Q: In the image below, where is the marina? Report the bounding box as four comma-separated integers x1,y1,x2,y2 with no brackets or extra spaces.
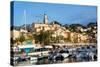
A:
11,44,97,66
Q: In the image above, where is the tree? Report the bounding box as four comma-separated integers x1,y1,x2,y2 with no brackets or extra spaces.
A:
69,24,85,33
26,32,33,40
33,30,53,46
63,24,69,29
87,22,97,43
19,33,25,44
87,22,97,28
50,21,62,26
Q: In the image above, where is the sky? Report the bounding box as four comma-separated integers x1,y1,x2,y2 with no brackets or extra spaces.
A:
11,1,97,26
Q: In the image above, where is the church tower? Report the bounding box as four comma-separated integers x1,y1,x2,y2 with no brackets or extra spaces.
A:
44,14,48,24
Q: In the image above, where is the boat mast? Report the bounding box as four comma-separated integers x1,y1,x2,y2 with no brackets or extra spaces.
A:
24,10,26,30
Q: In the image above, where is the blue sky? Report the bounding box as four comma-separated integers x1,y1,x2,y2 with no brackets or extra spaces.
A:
12,1,97,26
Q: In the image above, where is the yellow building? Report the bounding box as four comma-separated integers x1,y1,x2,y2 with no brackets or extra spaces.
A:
32,14,89,43
11,29,20,40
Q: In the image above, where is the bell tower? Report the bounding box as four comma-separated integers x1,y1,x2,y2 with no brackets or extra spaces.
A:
44,14,48,24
